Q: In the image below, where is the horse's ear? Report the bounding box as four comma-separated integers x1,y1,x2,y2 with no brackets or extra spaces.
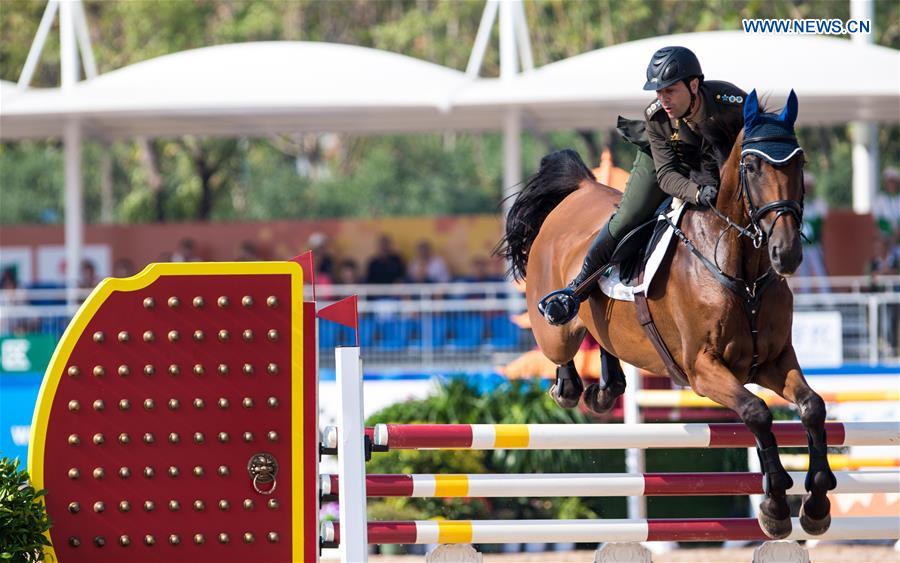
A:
779,89,799,127
743,89,760,128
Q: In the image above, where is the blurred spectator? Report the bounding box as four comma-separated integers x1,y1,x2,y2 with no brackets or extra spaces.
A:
407,240,451,283
868,233,900,276
868,233,900,356
308,232,335,281
462,256,505,283
334,259,361,285
365,235,406,284
237,240,263,261
79,259,98,289
113,258,136,278
172,238,201,262
1,267,23,303
0,267,28,335
796,172,829,293
874,166,900,247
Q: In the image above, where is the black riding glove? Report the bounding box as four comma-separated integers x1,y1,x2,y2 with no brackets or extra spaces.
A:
698,185,719,208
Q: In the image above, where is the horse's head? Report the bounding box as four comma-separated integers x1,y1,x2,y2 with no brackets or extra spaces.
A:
740,89,805,276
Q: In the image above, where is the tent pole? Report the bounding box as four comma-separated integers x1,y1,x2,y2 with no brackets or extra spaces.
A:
850,0,877,214
466,0,499,77
64,120,84,301
17,0,59,89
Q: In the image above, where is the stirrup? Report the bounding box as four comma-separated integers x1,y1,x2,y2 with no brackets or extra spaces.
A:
538,287,579,326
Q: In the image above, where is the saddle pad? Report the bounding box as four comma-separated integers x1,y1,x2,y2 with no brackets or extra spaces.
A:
599,199,687,302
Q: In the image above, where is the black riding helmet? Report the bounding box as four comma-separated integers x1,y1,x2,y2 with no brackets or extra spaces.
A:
643,46,703,91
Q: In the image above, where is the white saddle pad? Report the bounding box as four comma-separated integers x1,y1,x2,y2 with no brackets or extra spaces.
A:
599,199,687,302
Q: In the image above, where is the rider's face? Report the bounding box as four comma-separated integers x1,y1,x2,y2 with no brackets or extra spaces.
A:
656,79,698,118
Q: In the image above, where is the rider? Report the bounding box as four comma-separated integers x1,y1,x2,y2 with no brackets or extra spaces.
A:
540,46,747,325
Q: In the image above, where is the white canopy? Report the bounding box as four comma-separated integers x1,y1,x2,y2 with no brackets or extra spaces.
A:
0,41,472,139
453,31,900,129
2,31,897,140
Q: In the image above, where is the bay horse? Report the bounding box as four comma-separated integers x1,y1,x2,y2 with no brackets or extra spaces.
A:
495,90,836,539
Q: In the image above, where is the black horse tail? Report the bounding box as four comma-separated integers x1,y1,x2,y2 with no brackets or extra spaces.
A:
493,149,594,281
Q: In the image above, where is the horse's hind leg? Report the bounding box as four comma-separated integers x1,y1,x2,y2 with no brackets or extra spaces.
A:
583,348,627,415
550,360,584,409
756,353,837,535
532,322,586,409
693,355,793,539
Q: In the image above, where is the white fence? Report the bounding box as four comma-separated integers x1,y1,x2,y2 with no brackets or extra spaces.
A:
2,276,898,370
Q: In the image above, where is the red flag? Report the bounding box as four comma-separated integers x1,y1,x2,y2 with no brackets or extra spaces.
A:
318,295,359,347
291,251,316,301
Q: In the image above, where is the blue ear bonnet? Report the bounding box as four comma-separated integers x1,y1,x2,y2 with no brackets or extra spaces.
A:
741,89,802,164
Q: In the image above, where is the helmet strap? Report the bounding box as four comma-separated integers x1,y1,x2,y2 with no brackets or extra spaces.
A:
677,78,698,120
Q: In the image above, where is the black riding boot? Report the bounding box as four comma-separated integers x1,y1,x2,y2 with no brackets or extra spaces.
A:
538,220,619,325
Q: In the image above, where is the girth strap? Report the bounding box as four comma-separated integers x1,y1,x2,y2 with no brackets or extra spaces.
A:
634,271,690,387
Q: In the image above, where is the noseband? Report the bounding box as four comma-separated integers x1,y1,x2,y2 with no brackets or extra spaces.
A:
738,134,804,248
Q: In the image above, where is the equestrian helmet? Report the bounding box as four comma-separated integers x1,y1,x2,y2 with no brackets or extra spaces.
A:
643,46,703,91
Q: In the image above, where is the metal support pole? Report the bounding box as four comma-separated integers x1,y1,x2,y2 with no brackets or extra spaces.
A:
850,0,877,214
502,108,522,221
17,0,58,88
498,0,518,79
100,144,114,224
63,120,83,299
59,0,79,86
465,0,498,77
336,347,368,563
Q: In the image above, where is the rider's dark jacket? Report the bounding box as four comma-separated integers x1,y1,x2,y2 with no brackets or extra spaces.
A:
644,80,746,204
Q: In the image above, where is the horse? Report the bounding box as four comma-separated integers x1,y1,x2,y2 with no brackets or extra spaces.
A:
495,90,836,540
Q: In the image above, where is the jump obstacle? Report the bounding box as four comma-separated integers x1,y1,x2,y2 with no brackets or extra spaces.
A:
25,261,900,563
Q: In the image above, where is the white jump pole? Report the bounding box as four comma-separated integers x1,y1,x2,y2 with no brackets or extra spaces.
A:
336,346,368,563
623,363,645,519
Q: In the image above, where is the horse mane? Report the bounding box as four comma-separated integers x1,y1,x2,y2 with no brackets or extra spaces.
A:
494,149,595,280
695,99,770,168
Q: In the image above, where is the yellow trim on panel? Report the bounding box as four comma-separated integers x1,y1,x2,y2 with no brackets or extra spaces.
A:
493,424,530,448
289,269,306,562
434,474,470,497
437,521,473,544
25,261,304,558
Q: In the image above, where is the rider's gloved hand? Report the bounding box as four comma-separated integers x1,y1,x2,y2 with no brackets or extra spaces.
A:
698,185,719,208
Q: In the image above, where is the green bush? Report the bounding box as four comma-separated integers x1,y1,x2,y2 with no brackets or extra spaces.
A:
0,458,51,563
365,378,623,523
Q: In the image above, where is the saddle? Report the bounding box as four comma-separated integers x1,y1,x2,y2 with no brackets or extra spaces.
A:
598,197,686,301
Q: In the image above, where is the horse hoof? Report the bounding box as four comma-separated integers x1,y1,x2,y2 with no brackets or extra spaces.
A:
583,383,619,415
757,510,792,540
799,497,832,535
549,383,580,409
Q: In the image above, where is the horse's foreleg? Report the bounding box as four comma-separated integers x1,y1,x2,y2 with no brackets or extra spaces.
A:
756,352,836,536
693,354,793,540
583,347,626,415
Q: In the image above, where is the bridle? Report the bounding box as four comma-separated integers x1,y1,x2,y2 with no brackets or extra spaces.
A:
738,133,805,249
706,133,805,257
